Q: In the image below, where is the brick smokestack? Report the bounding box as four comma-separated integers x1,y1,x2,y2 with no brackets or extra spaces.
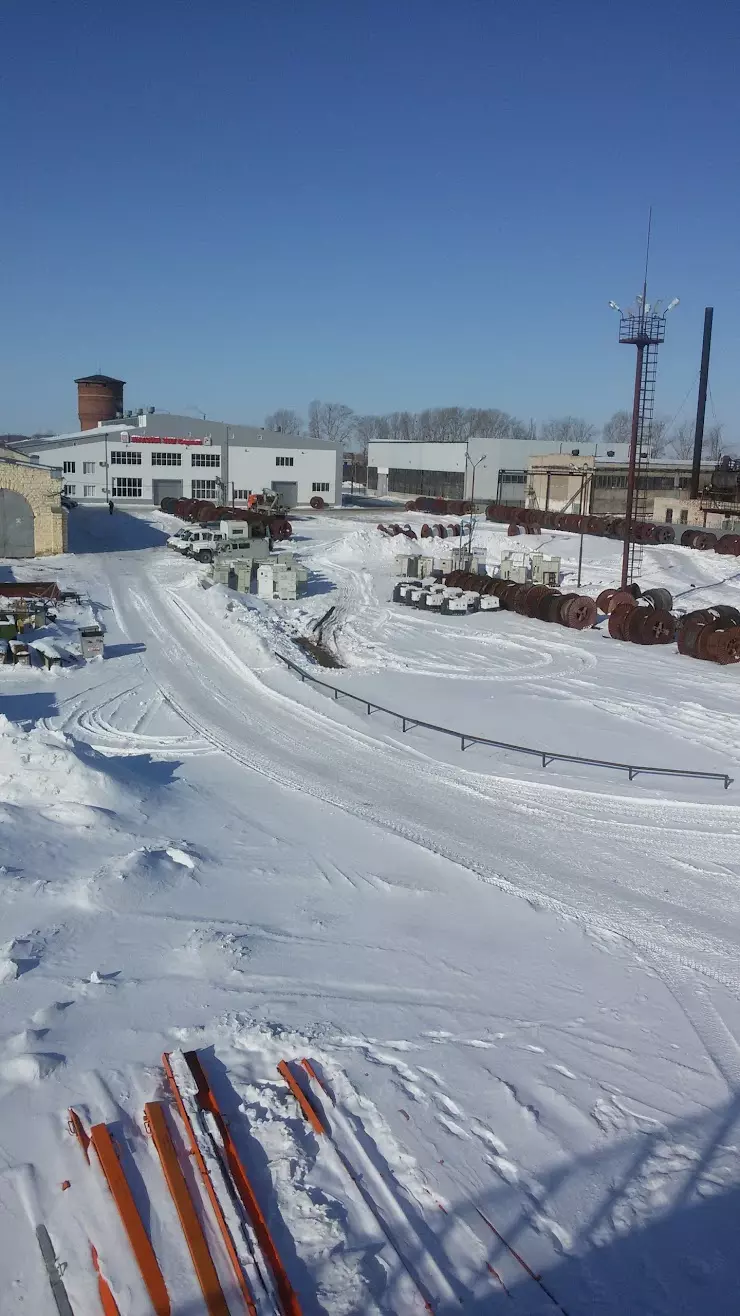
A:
75,374,125,431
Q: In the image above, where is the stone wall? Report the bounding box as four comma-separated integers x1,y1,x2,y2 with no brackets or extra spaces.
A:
0,456,66,555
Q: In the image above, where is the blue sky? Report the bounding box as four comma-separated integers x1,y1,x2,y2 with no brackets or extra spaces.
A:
1,0,738,436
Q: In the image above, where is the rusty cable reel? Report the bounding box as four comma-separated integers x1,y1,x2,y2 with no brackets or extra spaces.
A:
605,589,637,614
498,582,521,610
535,590,561,621
625,606,651,643
608,602,635,640
642,609,677,644
641,587,673,611
524,584,551,617
717,627,740,664
596,588,617,613
564,595,597,630
555,592,579,625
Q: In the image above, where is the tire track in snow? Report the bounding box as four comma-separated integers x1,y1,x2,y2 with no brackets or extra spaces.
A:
104,571,740,1017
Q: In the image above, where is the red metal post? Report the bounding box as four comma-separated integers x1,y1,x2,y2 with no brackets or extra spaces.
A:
620,343,645,590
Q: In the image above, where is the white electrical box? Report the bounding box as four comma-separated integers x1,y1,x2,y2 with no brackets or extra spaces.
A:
530,553,561,586
257,565,274,598
395,554,420,576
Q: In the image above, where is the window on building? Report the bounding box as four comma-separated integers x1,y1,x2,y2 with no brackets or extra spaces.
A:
83,461,95,474
276,455,294,467
191,479,219,499
233,489,250,500
152,451,182,466
112,477,143,498
386,467,465,499
665,507,673,523
63,484,76,496
63,460,75,474
83,485,95,498
111,449,142,465
680,508,689,525
191,452,220,467
312,482,330,492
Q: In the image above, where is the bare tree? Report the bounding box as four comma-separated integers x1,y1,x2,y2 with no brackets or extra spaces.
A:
540,416,597,449
705,423,723,462
602,410,631,447
667,420,695,459
308,400,356,450
352,414,382,456
647,415,670,457
265,409,303,435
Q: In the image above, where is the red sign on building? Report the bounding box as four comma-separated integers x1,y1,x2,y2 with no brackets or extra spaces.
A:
128,435,206,446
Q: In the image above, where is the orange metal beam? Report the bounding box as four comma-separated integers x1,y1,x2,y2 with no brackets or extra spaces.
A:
161,1052,259,1316
89,1122,171,1316
144,1101,230,1316
183,1050,303,1316
277,1062,325,1136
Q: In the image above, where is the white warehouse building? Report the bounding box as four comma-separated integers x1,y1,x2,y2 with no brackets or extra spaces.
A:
19,382,342,511
367,436,629,505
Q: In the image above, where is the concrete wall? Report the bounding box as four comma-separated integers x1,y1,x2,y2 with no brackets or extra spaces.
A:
367,438,631,502
0,453,66,555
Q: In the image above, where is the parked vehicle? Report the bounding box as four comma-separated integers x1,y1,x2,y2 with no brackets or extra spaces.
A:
187,532,257,564
61,495,78,510
167,527,224,554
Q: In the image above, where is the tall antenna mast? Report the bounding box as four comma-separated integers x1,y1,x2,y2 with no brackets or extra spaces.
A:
608,212,678,589
642,206,652,307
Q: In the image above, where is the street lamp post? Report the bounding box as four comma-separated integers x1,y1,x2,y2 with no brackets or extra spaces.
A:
466,453,486,555
573,463,591,589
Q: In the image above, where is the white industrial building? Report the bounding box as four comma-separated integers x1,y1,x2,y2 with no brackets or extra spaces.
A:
19,410,342,511
367,437,630,505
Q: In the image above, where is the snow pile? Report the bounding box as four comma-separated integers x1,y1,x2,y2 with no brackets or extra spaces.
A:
194,581,299,669
0,715,127,810
78,844,200,912
319,524,414,567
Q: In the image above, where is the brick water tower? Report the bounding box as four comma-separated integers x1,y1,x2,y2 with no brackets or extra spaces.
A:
75,374,125,431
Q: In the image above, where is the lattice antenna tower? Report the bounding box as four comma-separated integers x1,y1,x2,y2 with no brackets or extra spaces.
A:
609,210,678,587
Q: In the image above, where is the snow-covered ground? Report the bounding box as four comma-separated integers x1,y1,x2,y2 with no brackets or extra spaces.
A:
2,506,740,1314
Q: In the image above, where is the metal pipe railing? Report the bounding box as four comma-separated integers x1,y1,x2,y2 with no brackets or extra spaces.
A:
275,652,733,789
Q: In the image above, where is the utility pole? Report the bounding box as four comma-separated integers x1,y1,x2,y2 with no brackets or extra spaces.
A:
574,464,591,589
466,452,486,554
690,307,714,500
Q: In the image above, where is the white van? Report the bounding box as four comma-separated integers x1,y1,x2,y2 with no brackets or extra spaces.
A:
168,527,224,554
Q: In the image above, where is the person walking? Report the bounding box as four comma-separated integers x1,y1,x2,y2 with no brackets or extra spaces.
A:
108,499,114,515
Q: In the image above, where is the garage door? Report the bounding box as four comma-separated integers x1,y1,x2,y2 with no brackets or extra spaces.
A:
271,481,299,509
152,478,184,505
0,489,34,558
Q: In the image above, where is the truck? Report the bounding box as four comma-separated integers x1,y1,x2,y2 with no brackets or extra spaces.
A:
186,523,270,564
